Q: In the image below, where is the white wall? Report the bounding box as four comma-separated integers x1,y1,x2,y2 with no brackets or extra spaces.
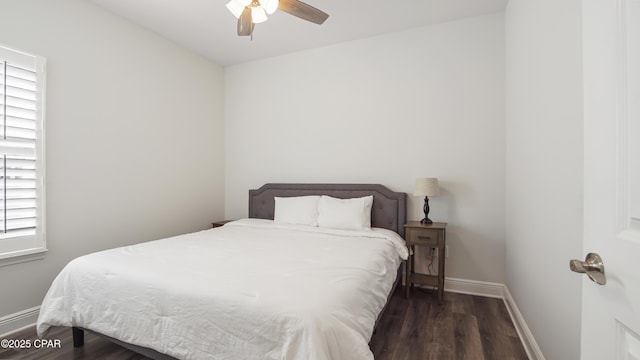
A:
0,0,225,325
505,0,583,359
225,14,506,283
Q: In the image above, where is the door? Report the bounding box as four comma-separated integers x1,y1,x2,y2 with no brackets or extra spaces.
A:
580,0,640,358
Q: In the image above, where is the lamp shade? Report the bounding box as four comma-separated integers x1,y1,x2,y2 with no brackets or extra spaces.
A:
414,178,440,197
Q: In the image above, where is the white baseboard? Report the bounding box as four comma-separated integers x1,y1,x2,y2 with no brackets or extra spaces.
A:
0,306,39,338
502,286,545,360
444,276,505,298
443,277,543,360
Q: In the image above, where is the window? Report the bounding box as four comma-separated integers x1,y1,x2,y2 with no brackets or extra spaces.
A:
0,45,46,266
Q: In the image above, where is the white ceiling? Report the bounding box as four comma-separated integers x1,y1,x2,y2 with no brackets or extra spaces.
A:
89,0,508,66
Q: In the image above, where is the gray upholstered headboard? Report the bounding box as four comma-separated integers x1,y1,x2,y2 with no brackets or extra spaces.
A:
248,183,407,237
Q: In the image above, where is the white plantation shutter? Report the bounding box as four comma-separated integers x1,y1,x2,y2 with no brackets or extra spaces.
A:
0,45,46,264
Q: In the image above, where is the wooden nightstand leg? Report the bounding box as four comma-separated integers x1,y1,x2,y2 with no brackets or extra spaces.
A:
405,246,412,298
410,246,415,289
405,256,409,298
438,245,445,303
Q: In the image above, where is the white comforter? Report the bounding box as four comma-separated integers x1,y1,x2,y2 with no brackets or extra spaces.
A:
37,219,408,360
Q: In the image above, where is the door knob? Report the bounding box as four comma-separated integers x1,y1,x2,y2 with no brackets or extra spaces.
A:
569,252,606,285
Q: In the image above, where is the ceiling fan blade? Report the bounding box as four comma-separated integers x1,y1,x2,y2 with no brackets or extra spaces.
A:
278,0,329,25
237,7,254,36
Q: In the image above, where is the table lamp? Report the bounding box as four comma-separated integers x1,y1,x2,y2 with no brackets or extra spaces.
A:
414,178,440,224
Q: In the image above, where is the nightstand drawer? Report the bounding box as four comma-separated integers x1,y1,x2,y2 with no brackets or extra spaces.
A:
407,228,440,246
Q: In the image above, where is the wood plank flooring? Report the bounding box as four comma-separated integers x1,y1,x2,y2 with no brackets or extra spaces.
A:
0,288,528,360
370,287,528,360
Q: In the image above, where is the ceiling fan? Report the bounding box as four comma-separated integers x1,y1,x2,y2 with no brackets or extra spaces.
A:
226,0,329,37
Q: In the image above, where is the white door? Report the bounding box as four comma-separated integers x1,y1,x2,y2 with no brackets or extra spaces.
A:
580,0,640,358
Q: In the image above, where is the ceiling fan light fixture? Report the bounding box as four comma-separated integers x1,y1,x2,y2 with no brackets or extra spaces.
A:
231,0,329,37
251,6,268,23
225,0,245,18
262,0,279,14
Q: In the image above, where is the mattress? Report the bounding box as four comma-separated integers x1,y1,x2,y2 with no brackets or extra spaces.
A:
36,219,408,360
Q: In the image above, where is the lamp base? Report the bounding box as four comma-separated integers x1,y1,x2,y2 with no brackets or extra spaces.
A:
421,196,433,225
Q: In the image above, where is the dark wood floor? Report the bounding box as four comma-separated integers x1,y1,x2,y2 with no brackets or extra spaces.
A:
0,288,528,360
370,287,528,360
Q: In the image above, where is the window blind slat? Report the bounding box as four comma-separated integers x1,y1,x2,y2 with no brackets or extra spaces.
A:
3,116,37,128
1,188,36,199
2,179,36,189
5,168,36,180
5,117,36,130
2,218,36,230
0,198,36,209
1,208,36,219
5,97,36,112
4,106,36,121
4,76,36,93
6,128,36,140
0,140,36,157
6,64,36,81
0,228,35,239
4,157,35,169
4,85,36,102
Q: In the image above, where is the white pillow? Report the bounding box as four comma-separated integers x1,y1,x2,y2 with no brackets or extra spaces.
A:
274,196,320,226
317,195,373,231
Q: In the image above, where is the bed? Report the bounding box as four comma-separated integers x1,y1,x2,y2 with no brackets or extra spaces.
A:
36,183,407,360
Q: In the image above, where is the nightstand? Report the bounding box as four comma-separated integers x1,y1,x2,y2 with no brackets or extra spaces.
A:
211,220,233,228
405,221,447,302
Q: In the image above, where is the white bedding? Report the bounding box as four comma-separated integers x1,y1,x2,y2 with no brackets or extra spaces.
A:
37,219,408,360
